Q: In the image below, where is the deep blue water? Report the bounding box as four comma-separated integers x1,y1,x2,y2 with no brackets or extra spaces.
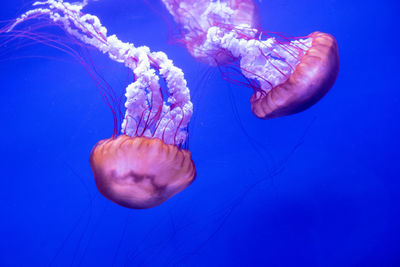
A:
0,0,399,266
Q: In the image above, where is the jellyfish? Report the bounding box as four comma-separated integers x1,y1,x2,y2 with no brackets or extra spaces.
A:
160,0,339,119
5,0,196,209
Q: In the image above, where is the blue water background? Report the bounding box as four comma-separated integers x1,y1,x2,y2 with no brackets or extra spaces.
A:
0,0,399,266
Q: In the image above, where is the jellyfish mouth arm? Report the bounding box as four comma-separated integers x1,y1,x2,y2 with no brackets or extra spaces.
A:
160,0,259,64
10,0,193,145
122,50,193,145
161,0,258,34
197,25,312,85
162,0,235,35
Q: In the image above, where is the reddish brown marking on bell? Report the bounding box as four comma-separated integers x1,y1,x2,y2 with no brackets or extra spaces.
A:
250,32,339,119
89,135,196,209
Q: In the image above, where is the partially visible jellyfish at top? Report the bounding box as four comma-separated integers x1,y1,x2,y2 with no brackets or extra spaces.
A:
3,0,196,209
160,0,339,119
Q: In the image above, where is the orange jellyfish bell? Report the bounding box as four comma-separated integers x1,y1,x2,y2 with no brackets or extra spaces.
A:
250,32,339,119
90,135,196,209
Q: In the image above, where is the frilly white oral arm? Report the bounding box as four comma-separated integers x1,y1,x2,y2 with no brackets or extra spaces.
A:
11,0,193,145
200,26,313,92
161,0,312,93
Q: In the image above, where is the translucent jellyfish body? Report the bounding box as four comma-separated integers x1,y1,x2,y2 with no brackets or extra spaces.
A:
161,0,339,119
162,0,260,65
5,0,196,209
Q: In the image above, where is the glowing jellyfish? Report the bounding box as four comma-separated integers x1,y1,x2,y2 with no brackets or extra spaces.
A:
7,0,196,209
161,0,339,119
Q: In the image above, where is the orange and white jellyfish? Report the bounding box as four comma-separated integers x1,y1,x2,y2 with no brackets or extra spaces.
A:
8,0,196,209
161,0,339,119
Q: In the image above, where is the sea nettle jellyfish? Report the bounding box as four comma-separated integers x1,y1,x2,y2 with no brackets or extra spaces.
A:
4,0,196,209
161,0,339,119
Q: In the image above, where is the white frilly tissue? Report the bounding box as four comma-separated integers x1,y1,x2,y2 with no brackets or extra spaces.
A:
10,0,193,145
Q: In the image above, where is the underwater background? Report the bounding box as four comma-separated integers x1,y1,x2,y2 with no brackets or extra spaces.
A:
0,0,399,266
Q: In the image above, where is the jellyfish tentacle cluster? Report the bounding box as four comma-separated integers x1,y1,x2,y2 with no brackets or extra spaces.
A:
10,0,193,145
161,0,339,119
161,0,259,65
8,0,195,209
